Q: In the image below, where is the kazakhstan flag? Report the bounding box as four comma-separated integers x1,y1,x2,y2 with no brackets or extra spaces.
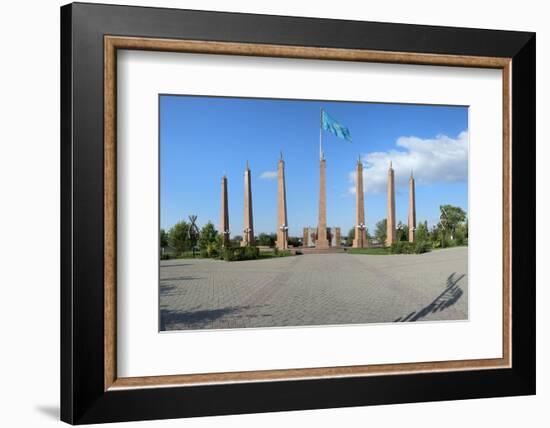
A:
321,109,352,142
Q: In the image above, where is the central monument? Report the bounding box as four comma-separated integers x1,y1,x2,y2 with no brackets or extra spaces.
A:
241,162,255,246
353,157,368,248
316,152,330,249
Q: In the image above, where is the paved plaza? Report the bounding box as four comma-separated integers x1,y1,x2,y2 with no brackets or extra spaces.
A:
160,247,468,331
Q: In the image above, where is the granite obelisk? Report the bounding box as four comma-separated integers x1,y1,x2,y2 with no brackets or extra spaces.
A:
241,161,255,246
408,171,416,243
220,175,230,248
276,152,288,250
386,162,396,246
316,153,329,249
353,157,367,248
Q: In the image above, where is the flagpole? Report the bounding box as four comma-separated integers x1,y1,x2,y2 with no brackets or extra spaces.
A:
319,108,323,160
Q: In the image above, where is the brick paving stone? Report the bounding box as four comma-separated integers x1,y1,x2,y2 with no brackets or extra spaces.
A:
160,247,468,331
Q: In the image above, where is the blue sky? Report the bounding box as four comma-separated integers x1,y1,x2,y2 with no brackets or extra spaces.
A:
160,95,468,237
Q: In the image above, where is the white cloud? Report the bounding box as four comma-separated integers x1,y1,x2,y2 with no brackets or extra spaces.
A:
259,170,278,180
349,131,468,195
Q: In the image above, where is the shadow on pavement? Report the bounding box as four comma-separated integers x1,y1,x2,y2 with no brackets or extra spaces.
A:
394,272,465,322
160,304,268,330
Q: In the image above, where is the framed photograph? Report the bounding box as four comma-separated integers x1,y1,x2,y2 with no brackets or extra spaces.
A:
61,2,535,424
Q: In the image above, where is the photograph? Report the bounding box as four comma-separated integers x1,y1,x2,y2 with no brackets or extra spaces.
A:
159,95,469,331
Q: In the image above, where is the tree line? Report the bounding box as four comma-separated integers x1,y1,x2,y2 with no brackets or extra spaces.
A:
162,204,467,258
345,204,468,248
160,219,301,259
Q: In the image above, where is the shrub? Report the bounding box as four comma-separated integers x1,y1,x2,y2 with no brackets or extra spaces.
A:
220,246,259,261
441,237,455,248
390,241,428,254
454,234,465,246
243,246,260,259
221,248,235,261
206,242,219,258
413,241,430,254
390,241,407,254
276,250,292,257
268,248,292,257
160,253,173,260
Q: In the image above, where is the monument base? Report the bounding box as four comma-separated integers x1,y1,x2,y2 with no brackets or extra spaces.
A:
316,226,329,249
353,229,368,248
298,246,345,254
315,239,329,249
276,230,288,250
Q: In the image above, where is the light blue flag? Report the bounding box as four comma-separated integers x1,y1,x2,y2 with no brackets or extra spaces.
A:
321,110,352,142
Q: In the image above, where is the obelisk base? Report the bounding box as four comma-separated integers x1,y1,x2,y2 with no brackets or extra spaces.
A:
276,230,288,250
353,228,368,248
316,227,329,249
240,230,254,247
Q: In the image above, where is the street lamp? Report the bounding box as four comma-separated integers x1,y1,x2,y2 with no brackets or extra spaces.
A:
356,223,365,246
243,227,252,245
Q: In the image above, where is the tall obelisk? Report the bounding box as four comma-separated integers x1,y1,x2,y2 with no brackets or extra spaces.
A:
220,175,230,248
408,171,416,243
386,162,396,246
353,157,367,248
241,161,255,246
276,152,288,250
316,152,329,249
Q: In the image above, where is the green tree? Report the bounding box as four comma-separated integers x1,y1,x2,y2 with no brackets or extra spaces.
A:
375,218,387,245
199,221,218,249
231,235,243,247
439,204,467,240
430,225,441,243
288,236,301,247
160,228,168,248
168,220,190,255
346,227,355,246
455,222,468,245
258,233,276,247
415,221,428,242
396,221,409,242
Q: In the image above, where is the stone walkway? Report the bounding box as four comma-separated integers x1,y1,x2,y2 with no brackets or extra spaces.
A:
160,247,468,331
